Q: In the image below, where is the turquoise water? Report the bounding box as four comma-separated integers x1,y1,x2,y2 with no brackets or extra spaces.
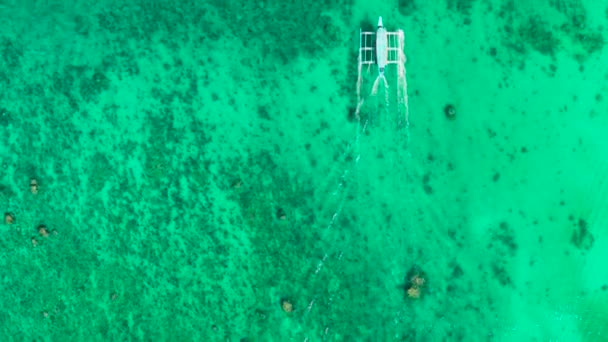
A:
0,0,607,340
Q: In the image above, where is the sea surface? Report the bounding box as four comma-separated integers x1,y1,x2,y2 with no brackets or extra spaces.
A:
0,0,607,341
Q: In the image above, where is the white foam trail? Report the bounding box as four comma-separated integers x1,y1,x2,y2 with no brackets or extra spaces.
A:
301,27,411,340
302,119,365,334
397,30,410,144
370,74,387,96
382,75,389,108
355,42,364,121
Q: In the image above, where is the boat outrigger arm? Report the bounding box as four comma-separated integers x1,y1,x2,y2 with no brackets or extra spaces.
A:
355,16,409,129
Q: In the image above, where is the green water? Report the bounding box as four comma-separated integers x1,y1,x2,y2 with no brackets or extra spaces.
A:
0,0,607,341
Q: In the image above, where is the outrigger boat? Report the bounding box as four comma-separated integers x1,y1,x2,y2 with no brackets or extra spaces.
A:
355,17,409,131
